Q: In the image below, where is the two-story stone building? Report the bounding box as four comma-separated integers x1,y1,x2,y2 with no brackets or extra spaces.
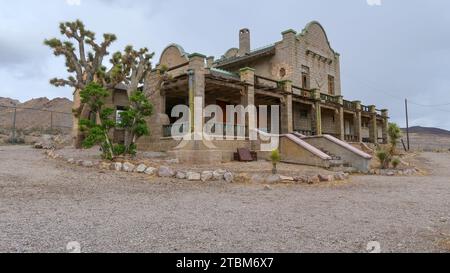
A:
135,21,387,168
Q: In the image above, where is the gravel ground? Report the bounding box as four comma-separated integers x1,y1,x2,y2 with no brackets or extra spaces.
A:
0,146,449,253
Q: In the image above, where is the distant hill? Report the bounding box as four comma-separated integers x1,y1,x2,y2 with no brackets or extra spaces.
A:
0,97,73,132
403,126,450,136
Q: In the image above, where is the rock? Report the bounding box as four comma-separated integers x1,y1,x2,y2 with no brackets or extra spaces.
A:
144,167,157,175
235,173,250,183
99,162,110,170
334,172,346,181
213,169,227,180
187,172,201,181
67,158,75,164
386,171,395,176
265,175,281,184
122,162,136,173
165,158,180,164
293,176,308,184
34,143,43,149
307,175,320,185
264,185,273,191
135,164,147,173
223,172,234,183
280,175,295,182
251,174,265,184
76,160,84,166
318,174,334,182
158,166,175,177
201,171,214,182
176,171,187,180
110,162,122,171
81,161,94,168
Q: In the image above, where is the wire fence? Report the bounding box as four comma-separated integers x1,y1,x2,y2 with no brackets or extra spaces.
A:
0,105,72,144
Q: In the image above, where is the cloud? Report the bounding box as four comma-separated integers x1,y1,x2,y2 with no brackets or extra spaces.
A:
367,0,382,6
66,0,81,6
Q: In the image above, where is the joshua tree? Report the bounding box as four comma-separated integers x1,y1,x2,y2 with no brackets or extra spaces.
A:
388,123,402,155
44,20,118,148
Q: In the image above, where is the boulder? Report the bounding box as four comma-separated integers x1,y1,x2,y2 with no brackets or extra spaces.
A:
187,172,201,181
144,167,157,175
264,185,273,191
81,161,94,168
334,172,347,181
135,164,148,173
201,171,214,182
279,175,295,182
235,173,250,183
294,176,309,184
176,171,187,180
307,175,320,185
251,174,265,184
158,166,175,177
110,162,122,171
223,172,234,183
67,158,75,164
213,169,227,180
265,175,282,184
318,174,334,182
122,162,136,172
99,162,111,170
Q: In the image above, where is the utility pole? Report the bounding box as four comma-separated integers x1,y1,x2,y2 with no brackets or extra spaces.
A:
405,99,410,151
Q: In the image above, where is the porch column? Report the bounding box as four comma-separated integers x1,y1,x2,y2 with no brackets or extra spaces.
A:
188,53,206,134
336,96,345,140
353,101,363,142
280,80,293,134
369,105,378,144
381,109,389,144
239,67,256,138
311,89,322,135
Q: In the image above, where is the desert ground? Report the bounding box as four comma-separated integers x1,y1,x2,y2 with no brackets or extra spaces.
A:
0,145,449,253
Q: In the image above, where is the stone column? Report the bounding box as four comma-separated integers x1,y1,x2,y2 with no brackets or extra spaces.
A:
311,89,322,136
239,67,256,138
381,109,389,144
369,105,378,144
336,95,345,140
280,80,293,134
353,101,363,142
188,53,206,135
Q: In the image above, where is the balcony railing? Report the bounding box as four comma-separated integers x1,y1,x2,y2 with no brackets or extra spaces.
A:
345,135,359,142
320,94,340,104
361,105,371,113
292,85,313,99
294,129,313,136
163,123,249,138
343,100,356,111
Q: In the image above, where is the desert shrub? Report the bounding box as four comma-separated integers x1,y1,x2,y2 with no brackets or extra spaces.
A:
391,157,401,169
270,149,281,174
388,123,402,154
376,149,390,169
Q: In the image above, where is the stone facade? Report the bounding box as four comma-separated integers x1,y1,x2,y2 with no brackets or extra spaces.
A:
130,21,388,162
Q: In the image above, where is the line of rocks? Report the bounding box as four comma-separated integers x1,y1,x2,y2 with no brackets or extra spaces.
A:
45,150,349,185
369,168,421,176
45,150,234,183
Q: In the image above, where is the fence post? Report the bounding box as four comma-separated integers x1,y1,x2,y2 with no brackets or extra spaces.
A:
50,111,53,132
12,107,17,144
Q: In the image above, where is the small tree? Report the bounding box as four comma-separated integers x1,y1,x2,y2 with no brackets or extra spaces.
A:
376,149,390,169
270,149,281,174
117,91,154,155
388,123,402,155
78,83,116,160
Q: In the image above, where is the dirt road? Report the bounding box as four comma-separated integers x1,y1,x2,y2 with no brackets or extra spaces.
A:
0,146,449,253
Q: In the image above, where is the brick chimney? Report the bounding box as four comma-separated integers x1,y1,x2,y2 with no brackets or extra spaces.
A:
239,28,251,56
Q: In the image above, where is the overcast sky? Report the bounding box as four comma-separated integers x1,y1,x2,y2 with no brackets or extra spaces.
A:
1,0,449,129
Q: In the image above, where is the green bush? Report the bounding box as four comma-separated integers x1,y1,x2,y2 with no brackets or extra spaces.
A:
376,149,390,169
392,157,401,169
270,149,281,174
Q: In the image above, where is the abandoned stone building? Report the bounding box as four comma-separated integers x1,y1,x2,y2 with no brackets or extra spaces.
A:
121,21,387,170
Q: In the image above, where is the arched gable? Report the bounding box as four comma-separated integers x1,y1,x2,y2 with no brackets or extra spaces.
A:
299,21,337,57
223,48,239,59
159,43,189,68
